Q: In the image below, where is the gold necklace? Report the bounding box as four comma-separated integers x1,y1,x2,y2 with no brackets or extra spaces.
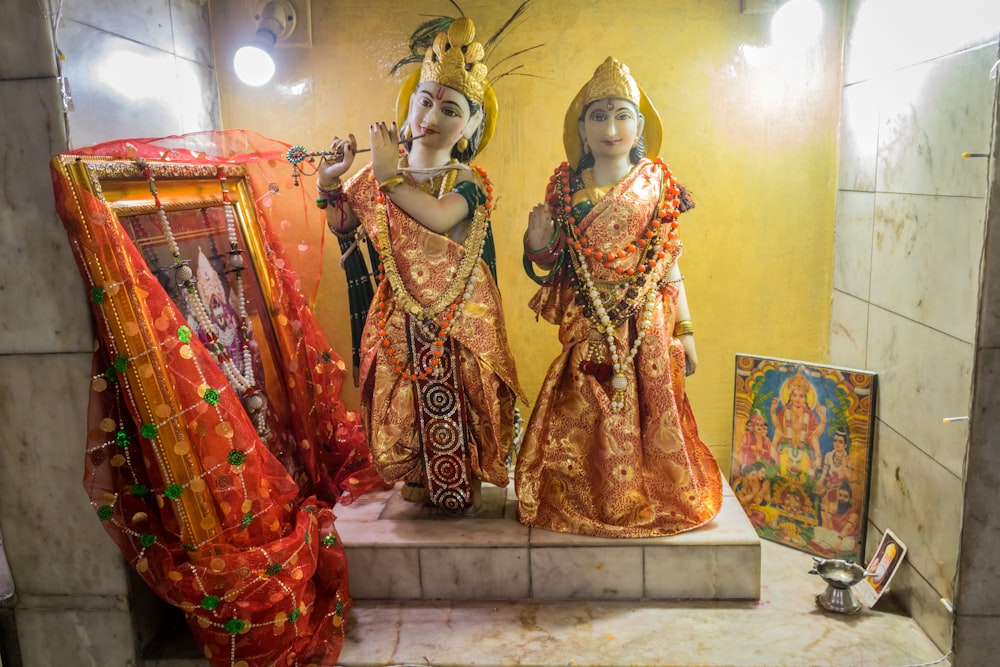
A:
374,164,489,321
401,154,459,197
580,168,611,204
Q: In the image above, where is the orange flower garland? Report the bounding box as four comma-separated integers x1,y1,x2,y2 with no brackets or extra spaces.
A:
373,165,493,382
548,158,684,410
546,159,682,274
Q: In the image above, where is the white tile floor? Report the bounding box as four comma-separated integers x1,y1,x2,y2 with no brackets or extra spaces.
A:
149,483,949,667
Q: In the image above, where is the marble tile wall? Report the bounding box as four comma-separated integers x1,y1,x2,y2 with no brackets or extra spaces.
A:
957,136,1000,659
831,0,1000,658
0,1,220,665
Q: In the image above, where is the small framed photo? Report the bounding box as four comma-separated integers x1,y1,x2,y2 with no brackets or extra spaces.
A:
856,529,907,607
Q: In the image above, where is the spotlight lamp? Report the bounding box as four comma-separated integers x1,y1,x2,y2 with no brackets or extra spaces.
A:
740,0,823,50
234,0,305,87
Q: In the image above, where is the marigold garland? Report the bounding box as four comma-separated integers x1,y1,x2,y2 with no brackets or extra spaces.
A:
373,164,493,382
547,158,684,410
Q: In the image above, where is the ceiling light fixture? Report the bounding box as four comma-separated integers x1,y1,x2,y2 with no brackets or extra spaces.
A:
233,0,300,87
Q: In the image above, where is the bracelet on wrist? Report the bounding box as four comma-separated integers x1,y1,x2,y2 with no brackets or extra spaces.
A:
525,226,560,254
379,174,406,194
317,177,342,194
673,319,694,337
523,251,565,285
316,183,347,210
523,227,566,266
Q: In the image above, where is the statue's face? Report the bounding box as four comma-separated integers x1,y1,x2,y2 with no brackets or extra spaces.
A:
580,97,641,163
407,82,474,152
833,434,847,452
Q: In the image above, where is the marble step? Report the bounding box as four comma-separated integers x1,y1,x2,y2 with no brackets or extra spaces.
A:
334,477,761,602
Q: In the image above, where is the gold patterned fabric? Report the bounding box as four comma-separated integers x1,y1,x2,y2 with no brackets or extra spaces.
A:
516,159,723,537
345,164,524,488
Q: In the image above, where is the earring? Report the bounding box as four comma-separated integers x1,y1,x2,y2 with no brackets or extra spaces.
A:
583,142,591,155
457,137,469,153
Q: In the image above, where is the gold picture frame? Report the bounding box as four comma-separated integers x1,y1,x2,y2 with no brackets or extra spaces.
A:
53,156,288,547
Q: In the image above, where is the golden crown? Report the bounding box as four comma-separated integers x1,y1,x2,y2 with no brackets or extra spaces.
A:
419,17,488,106
581,56,640,108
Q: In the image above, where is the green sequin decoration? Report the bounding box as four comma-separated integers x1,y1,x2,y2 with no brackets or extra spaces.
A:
114,354,128,373
288,608,301,623
103,367,118,383
322,534,337,547
164,484,183,500
177,325,192,343
201,595,221,611
224,618,245,634
97,505,114,521
131,484,148,496
335,599,344,616
305,505,317,514
139,533,156,548
115,431,131,448
140,423,158,439
204,387,220,405
304,531,310,545
241,512,253,528
227,450,246,466
265,564,281,576
182,543,197,552
90,286,106,305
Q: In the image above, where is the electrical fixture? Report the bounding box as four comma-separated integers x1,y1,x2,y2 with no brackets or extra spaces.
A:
233,0,311,87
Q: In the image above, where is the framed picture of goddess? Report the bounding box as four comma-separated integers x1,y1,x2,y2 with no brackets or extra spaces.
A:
730,354,877,562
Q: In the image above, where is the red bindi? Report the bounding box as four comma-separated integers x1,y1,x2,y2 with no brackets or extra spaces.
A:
435,87,445,100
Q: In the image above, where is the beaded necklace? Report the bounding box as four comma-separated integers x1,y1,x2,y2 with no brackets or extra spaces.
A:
549,158,683,411
140,160,267,436
372,161,494,382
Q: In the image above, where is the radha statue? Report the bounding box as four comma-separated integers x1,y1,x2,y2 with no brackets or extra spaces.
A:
516,57,723,537
317,17,524,511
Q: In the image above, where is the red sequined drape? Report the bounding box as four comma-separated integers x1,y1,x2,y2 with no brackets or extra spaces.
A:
51,130,385,666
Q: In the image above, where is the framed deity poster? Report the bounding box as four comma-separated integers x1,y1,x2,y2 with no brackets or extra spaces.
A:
730,354,877,562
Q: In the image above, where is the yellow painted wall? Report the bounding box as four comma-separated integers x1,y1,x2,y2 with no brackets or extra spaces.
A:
210,0,844,474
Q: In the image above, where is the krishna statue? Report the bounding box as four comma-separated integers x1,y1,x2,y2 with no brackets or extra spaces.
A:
316,16,524,512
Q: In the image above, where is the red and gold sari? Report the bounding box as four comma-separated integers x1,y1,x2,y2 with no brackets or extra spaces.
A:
345,164,524,501
516,159,722,538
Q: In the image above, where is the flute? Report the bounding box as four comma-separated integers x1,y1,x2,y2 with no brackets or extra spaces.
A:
286,135,425,166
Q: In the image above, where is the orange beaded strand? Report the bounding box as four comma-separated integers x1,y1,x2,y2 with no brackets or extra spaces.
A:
374,164,493,382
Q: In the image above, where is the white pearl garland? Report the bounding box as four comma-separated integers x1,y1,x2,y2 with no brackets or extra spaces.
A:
142,161,265,435
575,246,663,411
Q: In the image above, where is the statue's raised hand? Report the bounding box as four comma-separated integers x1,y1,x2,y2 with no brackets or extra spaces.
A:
526,203,556,251
371,122,399,183
318,134,356,186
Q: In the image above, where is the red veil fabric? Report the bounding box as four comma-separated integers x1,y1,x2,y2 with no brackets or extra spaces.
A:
50,130,384,666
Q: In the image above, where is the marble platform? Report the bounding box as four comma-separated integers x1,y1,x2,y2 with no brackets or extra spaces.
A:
335,478,761,602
